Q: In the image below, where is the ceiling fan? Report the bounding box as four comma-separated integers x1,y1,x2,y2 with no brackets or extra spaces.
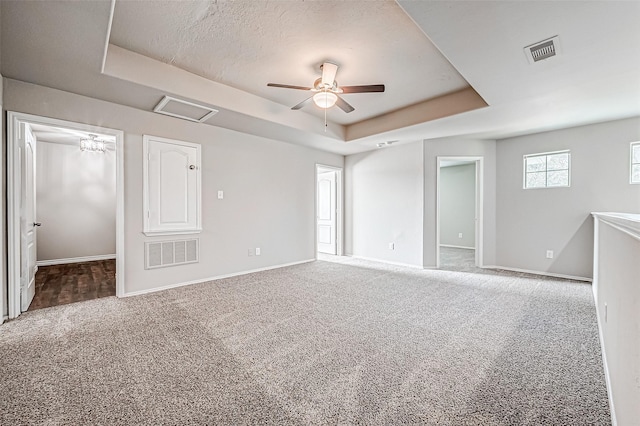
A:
267,62,385,114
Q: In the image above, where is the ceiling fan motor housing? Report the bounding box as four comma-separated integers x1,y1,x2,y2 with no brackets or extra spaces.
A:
313,78,339,92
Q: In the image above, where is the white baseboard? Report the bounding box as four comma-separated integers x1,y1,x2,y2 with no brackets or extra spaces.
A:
123,258,316,298
440,244,475,250
345,255,423,269
37,254,116,267
593,299,617,425
2,315,7,324
482,265,592,282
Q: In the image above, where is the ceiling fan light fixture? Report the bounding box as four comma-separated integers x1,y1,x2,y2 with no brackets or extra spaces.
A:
313,91,338,109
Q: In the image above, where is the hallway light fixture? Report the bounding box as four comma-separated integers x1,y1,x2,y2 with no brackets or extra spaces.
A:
80,134,106,152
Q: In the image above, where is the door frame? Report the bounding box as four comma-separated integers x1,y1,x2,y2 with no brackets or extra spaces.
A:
6,112,125,319
436,156,484,268
315,164,343,257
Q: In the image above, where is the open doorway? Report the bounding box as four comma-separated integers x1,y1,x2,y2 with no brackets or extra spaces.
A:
436,157,483,270
316,164,343,258
7,113,124,319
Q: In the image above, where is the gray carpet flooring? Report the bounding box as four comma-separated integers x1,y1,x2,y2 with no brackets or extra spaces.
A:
0,257,610,425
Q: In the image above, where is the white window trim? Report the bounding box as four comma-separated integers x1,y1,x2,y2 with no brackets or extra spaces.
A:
523,149,571,189
630,142,640,184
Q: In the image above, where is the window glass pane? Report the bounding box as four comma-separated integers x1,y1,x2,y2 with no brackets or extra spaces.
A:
526,156,546,172
526,172,546,188
632,164,640,183
633,144,640,164
547,170,569,187
547,153,569,171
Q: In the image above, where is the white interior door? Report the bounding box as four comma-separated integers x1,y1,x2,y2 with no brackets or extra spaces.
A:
20,123,37,311
317,170,337,254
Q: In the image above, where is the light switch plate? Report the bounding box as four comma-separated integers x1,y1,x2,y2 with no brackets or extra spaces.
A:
217,190,224,199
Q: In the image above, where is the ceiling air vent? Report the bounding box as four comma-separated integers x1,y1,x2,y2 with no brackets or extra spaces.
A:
153,95,218,123
524,36,561,64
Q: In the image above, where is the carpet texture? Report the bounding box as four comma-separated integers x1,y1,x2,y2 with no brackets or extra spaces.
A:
0,257,610,425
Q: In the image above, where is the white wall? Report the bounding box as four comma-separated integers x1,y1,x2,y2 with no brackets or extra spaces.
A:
36,140,116,262
345,142,424,267
1,2,5,316
496,117,640,279
424,138,497,268
592,213,640,425
1,80,5,318
4,79,343,295
440,163,475,248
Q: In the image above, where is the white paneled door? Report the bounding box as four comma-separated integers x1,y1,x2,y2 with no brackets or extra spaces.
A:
317,170,337,254
143,135,201,236
20,124,37,311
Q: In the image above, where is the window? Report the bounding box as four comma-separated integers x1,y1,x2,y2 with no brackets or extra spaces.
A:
631,142,640,184
523,150,570,189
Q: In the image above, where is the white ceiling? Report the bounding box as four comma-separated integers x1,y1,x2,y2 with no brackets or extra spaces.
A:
1,1,639,156
110,0,470,125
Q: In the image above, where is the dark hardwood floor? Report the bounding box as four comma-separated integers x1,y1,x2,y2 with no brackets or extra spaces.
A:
29,259,116,311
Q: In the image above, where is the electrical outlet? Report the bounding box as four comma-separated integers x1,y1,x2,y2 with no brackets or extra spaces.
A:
248,248,254,256
388,242,395,250
217,190,224,199
546,250,554,259
255,248,261,256
458,233,463,239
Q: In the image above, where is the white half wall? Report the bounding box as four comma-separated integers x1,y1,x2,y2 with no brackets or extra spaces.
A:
1,73,5,320
591,213,640,425
496,117,640,279
440,163,476,248
424,138,497,268
3,79,343,295
36,140,116,261
345,142,424,267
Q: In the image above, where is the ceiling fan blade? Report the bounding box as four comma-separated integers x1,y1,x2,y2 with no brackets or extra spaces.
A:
267,83,312,91
340,84,385,93
291,95,313,110
335,95,355,113
321,62,338,86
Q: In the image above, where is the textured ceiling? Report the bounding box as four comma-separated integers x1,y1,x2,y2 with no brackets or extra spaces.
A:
2,1,638,156
109,0,469,125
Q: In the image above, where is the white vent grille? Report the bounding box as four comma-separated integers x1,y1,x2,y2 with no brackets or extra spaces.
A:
145,238,199,269
524,36,561,64
153,96,218,123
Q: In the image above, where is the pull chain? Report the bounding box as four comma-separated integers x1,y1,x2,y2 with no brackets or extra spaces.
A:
324,106,327,132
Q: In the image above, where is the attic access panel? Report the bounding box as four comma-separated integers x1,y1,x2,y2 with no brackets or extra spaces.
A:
153,96,218,123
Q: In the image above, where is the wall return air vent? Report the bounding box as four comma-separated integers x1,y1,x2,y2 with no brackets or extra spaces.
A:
524,36,561,64
153,95,218,123
145,238,199,269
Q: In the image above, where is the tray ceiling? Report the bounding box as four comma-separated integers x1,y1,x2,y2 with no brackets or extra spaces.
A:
109,0,471,126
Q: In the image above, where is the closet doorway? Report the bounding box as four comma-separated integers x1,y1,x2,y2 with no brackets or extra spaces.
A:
316,164,343,257
7,113,124,318
436,156,483,270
